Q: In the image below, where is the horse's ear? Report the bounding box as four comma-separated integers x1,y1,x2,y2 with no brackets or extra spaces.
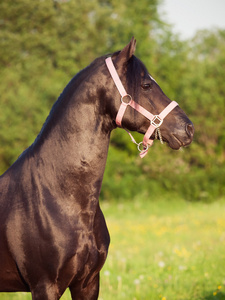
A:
115,37,136,67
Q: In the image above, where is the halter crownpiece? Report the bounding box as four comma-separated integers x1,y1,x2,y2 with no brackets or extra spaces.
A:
105,57,178,158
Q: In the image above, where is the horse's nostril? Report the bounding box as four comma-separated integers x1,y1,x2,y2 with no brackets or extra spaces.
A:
186,123,195,138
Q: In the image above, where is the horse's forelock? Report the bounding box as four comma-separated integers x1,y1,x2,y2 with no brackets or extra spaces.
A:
126,56,148,103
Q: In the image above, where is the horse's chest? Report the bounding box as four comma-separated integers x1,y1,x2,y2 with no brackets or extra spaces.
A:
64,221,109,283
66,208,110,270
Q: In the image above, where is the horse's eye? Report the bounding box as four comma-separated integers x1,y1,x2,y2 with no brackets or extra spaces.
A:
141,83,152,90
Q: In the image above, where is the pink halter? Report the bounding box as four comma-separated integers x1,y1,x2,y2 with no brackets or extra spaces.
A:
105,57,178,158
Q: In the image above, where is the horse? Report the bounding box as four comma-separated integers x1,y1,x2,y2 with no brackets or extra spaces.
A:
0,38,194,299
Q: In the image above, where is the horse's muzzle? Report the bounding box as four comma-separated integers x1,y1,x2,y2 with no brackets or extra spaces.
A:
186,123,195,140
182,122,195,147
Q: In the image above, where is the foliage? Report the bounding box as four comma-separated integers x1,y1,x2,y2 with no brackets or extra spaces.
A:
103,28,225,202
0,0,225,202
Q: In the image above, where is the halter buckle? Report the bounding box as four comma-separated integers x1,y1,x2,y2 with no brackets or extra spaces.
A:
137,142,149,152
151,115,163,128
121,94,132,105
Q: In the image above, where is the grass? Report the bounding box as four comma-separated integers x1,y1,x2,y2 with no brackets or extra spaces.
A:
99,197,225,300
1,196,225,300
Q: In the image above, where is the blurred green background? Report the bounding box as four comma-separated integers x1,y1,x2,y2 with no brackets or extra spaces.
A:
1,1,225,299
0,0,225,203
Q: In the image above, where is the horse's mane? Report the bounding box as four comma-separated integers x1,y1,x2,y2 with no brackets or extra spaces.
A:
32,55,108,148
111,51,149,103
32,53,147,149
126,56,149,103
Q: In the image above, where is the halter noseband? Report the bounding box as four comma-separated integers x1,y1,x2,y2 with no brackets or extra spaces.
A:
105,57,178,158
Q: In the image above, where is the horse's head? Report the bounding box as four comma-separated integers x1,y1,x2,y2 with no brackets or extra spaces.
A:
107,38,194,151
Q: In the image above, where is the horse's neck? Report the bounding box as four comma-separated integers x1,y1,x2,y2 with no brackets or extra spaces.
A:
36,97,111,179
3,60,115,205
16,82,113,205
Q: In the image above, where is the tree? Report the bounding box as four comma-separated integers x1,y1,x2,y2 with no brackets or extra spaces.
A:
1,0,224,202
0,0,163,172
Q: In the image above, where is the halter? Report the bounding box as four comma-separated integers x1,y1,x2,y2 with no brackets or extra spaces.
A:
105,57,178,158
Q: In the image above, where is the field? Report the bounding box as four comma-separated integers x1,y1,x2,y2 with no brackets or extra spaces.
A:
1,197,225,300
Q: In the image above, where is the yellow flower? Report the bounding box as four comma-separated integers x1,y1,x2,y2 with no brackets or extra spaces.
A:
213,291,217,296
218,285,222,290
162,297,166,300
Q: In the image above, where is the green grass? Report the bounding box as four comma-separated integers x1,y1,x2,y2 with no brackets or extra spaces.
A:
1,197,225,300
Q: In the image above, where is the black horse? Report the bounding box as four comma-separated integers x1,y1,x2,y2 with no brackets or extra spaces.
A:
0,38,194,299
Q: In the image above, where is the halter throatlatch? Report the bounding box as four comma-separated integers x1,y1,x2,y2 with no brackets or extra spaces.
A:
105,57,178,158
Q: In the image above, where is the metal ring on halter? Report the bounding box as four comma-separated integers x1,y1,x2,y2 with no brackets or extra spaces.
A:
137,142,149,152
151,115,163,128
121,94,132,105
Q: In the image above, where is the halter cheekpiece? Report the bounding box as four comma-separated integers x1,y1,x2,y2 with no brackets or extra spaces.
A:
105,57,178,158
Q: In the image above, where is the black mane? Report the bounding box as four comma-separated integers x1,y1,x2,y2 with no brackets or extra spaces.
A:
33,55,108,148
126,56,149,103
